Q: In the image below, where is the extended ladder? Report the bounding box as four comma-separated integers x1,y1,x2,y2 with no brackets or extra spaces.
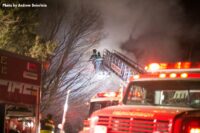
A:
102,49,145,82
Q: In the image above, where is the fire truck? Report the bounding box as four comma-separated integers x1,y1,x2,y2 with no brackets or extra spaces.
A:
0,50,41,133
80,91,122,133
88,62,200,133
88,91,122,116
80,49,145,133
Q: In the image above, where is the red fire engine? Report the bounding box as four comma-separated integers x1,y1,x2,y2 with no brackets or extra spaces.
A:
79,49,145,133
0,50,41,133
89,91,122,115
88,62,200,133
80,90,122,133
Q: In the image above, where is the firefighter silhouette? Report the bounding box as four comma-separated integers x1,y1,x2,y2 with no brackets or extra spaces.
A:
40,114,55,133
89,49,98,70
89,49,105,73
95,52,103,72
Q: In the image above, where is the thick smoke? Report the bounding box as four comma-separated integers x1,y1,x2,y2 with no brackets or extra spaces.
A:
93,0,186,65
41,0,200,63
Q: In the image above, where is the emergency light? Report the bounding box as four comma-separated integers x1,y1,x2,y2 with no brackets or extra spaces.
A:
128,62,200,81
173,117,200,133
97,92,119,98
27,62,38,72
129,73,200,81
145,62,200,72
190,128,200,133
184,118,200,133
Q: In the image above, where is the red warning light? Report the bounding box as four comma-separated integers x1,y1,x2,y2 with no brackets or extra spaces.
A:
27,62,38,72
175,62,191,69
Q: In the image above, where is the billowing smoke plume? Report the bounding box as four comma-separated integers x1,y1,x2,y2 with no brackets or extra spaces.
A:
93,0,187,65
41,0,200,65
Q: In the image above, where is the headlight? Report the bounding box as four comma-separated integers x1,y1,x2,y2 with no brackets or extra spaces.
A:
90,116,99,124
94,125,107,133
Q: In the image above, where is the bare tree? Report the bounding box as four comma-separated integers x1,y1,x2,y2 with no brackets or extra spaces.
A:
39,0,104,129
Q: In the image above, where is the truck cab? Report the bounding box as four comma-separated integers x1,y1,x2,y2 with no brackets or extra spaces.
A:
89,62,200,133
80,91,122,133
88,91,122,116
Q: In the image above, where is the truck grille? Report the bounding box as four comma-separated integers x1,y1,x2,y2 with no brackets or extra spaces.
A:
97,116,170,133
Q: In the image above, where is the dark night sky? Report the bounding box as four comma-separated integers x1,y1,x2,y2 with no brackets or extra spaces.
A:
180,0,200,61
117,0,200,64
41,0,200,64
182,0,200,23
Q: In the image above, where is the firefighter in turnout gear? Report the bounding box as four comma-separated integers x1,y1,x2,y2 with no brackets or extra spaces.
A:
89,49,98,70
40,114,55,133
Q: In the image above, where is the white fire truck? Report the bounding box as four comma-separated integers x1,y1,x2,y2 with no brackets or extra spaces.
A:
88,62,200,133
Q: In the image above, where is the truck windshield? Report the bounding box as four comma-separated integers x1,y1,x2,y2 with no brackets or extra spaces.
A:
123,80,200,108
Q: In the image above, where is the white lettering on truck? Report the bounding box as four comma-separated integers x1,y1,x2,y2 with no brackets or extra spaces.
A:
0,79,38,96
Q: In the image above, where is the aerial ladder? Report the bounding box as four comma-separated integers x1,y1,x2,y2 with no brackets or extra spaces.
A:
79,50,146,133
102,49,145,83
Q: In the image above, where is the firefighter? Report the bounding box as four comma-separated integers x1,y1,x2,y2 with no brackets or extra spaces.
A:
89,49,98,70
40,114,55,133
95,52,103,72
